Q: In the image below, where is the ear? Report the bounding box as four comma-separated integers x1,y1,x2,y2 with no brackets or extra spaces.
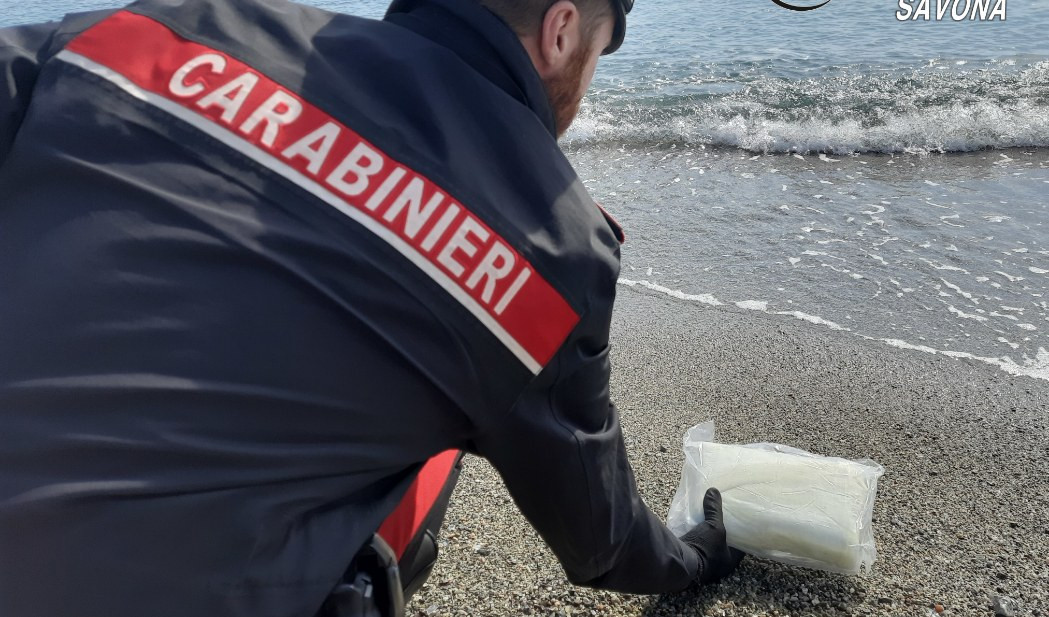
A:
532,0,583,80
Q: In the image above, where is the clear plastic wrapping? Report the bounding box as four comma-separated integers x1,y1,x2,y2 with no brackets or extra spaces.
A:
667,421,884,575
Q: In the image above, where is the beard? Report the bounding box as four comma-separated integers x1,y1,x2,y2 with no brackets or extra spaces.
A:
543,44,593,138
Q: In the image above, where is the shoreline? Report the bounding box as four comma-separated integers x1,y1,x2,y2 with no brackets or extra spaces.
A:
409,286,1049,616
616,277,1049,383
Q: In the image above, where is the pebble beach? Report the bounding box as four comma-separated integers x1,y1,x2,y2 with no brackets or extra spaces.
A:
409,287,1049,617
4,2,1047,616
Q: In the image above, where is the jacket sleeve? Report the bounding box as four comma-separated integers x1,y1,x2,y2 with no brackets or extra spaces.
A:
472,273,700,594
0,22,59,164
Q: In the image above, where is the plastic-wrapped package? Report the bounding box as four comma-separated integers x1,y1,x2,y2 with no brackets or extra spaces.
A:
667,422,884,575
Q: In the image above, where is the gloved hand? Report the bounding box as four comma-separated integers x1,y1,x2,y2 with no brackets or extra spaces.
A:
679,488,745,584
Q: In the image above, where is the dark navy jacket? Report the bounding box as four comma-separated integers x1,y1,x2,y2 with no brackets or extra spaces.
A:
0,1,699,615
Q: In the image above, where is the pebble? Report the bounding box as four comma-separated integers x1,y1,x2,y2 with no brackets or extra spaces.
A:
991,595,1019,617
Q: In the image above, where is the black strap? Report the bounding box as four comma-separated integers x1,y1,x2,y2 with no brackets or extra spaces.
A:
320,535,405,617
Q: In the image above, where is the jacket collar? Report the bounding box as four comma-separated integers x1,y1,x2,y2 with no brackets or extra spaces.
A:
384,0,557,138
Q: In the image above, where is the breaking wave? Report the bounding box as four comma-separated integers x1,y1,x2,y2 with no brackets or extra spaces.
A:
565,59,1049,155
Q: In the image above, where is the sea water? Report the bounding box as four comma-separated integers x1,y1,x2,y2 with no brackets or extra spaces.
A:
4,0,1048,381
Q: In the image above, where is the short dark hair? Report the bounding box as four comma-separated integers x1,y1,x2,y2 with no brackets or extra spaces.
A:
480,0,613,45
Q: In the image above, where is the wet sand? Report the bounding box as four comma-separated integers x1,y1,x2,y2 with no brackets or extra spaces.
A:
409,285,1049,617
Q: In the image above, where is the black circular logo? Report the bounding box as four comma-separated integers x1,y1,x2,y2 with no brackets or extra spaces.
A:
770,0,832,11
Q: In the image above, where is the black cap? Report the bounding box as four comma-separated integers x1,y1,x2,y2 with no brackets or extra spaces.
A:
602,0,632,55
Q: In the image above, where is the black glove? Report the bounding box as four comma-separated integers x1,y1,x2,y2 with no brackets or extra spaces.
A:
679,488,745,584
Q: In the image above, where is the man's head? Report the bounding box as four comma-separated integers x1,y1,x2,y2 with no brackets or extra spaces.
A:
480,0,625,137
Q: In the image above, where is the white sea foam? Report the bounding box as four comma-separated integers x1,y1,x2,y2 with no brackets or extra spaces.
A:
616,279,1049,382
774,311,849,331
941,279,977,301
616,278,722,306
735,300,769,311
878,338,943,354
948,306,988,322
876,339,1049,381
802,250,843,261
998,337,1020,350
923,260,969,273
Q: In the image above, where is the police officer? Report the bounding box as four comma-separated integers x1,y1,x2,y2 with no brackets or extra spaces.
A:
0,0,742,615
